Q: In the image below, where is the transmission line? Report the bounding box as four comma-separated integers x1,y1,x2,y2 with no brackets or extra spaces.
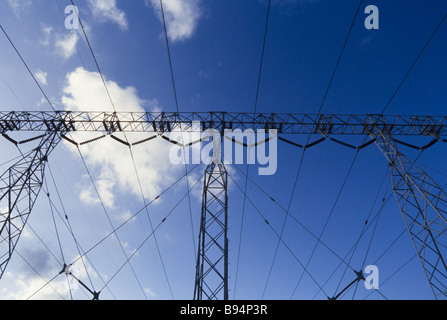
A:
227,171,330,299
68,0,177,299
158,0,196,262
332,166,390,296
0,25,56,112
27,163,201,299
231,163,356,275
263,0,364,299
234,0,272,299
98,170,205,294
381,13,447,114
46,162,117,299
75,145,149,299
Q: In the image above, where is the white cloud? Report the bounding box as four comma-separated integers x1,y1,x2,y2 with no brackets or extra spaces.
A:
2,274,68,300
55,32,80,60
1,253,98,300
144,287,157,297
40,25,53,47
7,0,32,16
147,0,202,42
35,69,48,86
116,210,136,224
61,67,182,209
87,0,128,30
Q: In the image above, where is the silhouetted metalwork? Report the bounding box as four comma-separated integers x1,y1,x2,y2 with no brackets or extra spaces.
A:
194,162,229,300
0,111,446,299
0,130,63,278
371,126,447,299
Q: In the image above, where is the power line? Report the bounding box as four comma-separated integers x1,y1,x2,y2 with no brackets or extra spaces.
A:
262,0,364,299
234,0,272,299
99,169,205,294
158,0,196,262
290,149,361,299
27,163,201,299
231,163,356,275
46,162,117,298
69,163,201,270
69,0,117,112
0,24,56,112
381,13,447,114
75,145,149,299
227,171,330,299
333,166,390,296
68,0,176,298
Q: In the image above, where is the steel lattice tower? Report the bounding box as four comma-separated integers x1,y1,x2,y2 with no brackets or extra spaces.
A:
194,162,229,300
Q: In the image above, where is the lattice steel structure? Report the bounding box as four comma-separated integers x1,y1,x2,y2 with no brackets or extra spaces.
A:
371,126,447,299
0,130,64,277
194,162,229,300
0,111,446,299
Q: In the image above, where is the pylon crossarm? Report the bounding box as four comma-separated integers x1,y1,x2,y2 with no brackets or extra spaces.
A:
1,111,447,136
371,128,447,300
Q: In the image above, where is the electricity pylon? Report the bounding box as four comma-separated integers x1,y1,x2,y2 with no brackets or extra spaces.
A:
370,125,447,299
194,162,229,300
0,129,63,277
0,111,446,299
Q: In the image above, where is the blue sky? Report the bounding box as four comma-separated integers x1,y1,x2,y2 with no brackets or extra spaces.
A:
0,0,446,300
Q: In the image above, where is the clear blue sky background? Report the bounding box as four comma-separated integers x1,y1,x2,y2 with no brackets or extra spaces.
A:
0,0,446,300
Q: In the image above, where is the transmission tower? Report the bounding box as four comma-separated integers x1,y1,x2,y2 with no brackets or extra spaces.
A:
0,111,446,299
194,162,229,300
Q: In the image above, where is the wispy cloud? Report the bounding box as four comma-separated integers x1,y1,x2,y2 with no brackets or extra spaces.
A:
40,25,53,47
34,69,48,86
87,0,128,30
147,0,202,42
55,32,80,60
7,0,32,17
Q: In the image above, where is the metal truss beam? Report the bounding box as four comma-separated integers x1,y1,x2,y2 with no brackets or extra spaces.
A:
0,111,446,137
0,130,63,279
1,110,447,299
371,127,447,300
194,162,229,300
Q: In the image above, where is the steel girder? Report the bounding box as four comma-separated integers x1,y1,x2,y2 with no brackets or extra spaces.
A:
0,111,446,137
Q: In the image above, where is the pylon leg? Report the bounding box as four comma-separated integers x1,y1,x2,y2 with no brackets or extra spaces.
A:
194,162,229,300
0,131,62,279
372,129,447,299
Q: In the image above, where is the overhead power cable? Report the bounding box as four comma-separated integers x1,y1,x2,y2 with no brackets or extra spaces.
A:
227,171,330,299
0,25,56,112
158,0,196,261
234,0,272,299
26,163,201,300
46,162,115,298
381,13,447,114
68,0,176,299
263,0,364,299
231,163,356,274
75,145,148,299
98,170,205,294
